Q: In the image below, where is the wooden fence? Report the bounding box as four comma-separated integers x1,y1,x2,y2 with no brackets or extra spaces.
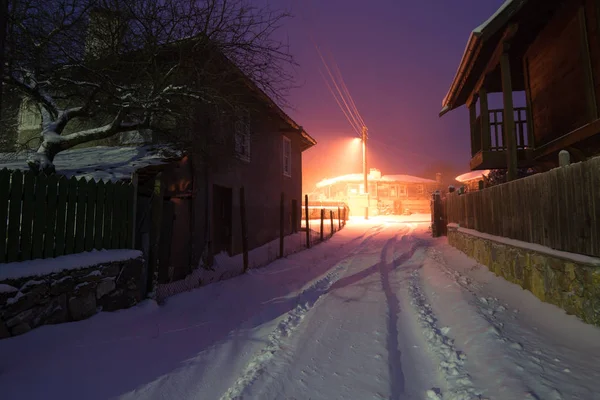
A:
0,169,136,264
445,156,600,257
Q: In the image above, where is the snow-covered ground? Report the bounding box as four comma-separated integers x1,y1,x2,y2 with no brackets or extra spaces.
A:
2,218,600,400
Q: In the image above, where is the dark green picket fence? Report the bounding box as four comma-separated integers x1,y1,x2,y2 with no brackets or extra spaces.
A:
0,169,135,264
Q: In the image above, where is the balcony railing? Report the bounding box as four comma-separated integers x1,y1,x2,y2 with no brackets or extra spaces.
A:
470,107,533,170
472,107,530,155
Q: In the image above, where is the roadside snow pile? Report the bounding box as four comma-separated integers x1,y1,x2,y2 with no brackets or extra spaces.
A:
157,232,309,301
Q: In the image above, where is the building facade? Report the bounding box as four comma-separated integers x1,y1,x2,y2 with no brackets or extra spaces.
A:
313,168,440,216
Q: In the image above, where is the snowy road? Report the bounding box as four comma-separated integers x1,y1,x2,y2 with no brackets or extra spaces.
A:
2,219,600,400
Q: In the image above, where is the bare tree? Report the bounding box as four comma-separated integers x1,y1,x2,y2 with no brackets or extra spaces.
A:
3,0,296,173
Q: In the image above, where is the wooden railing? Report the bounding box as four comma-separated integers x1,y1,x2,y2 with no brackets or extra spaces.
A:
473,107,529,154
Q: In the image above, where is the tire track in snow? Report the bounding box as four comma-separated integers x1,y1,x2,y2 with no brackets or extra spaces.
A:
219,226,387,400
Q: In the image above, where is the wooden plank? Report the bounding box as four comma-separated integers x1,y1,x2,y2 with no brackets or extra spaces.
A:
103,181,114,250
279,192,284,259
111,182,123,249
129,174,138,248
54,176,68,257
31,173,47,260
240,186,249,273
469,103,478,156
320,208,324,241
479,89,492,151
6,170,23,262
523,57,536,148
84,178,97,252
94,180,105,251
147,174,165,296
330,210,334,238
64,177,78,255
578,5,598,121
43,174,59,258
305,194,310,248
0,169,9,262
501,48,518,181
74,178,87,253
20,171,35,261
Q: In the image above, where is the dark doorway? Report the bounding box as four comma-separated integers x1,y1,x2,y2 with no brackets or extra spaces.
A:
212,185,233,255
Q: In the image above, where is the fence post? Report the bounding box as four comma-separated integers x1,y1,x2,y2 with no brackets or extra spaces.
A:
147,173,165,299
338,206,341,230
279,192,284,259
291,199,298,233
130,172,139,248
305,194,310,248
559,150,571,167
240,187,249,272
320,208,324,242
330,210,334,237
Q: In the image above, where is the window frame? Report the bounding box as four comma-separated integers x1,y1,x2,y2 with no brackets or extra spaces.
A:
283,135,292,177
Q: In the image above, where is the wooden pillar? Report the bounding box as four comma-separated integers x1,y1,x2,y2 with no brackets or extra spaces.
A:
469,101,478,156
500,46,518,181
578,5,598,121
523,57,536,148
479,87,491,151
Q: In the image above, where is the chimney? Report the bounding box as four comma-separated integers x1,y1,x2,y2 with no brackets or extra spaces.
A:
436,172,442,184
369,168,381,180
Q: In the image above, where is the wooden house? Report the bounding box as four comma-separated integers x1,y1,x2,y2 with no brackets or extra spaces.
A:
440,0,600,177
455,170,491,191
314,168,440,215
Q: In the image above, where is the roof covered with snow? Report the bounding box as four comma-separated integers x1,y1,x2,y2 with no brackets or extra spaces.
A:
316,172,437,188
439,0,527,116
455,170,491,182
0,145,182,182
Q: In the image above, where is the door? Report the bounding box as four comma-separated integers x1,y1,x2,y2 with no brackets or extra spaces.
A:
212,185,233,255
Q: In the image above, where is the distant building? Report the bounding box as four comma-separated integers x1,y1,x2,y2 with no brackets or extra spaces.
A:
455,170,490,191
313,168,440,216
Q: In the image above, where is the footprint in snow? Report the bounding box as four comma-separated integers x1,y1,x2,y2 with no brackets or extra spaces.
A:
509,342,524,350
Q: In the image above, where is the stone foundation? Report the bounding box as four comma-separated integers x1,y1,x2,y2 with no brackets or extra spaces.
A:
447,225,600,326
0,253,144,338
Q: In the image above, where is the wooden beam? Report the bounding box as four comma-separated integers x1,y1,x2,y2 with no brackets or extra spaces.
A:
578,5,598,121
469,102,477,156
534,118,600,159
523,56,536,148
500,44,518,182
479,88,491,151
466,24,519,107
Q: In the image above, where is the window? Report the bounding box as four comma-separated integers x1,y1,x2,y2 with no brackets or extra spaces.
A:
19,101,41,131
416,184,424,194
283,136,292,177
398,185,407,196
234,112,251,162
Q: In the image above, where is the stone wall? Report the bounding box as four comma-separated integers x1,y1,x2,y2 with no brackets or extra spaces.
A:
0,255,144,339
447,225,600,326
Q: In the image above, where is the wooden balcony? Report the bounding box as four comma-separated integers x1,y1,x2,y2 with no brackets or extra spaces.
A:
470,107,534,170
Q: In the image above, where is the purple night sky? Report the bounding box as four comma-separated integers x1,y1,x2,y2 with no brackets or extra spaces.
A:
268,0,507,189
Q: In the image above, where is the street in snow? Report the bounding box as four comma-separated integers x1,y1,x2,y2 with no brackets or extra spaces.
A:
1,217,600,400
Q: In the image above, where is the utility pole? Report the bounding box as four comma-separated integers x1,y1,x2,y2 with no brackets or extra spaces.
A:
362,125,369,220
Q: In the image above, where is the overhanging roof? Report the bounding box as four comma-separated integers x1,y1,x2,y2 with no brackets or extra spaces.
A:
439,0,529,117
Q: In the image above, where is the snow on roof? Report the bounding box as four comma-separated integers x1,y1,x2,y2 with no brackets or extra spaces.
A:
472,0,517,35
316,172,436,188
379,175,437,184
0,145,182,182
455,170,491,182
